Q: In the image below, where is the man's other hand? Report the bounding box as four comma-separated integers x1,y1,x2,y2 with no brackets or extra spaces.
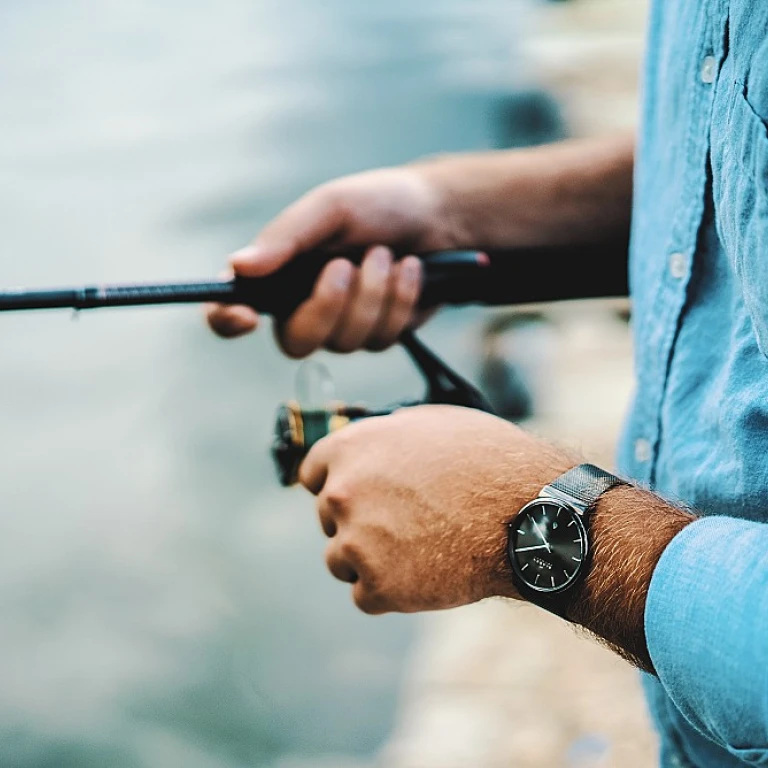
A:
206,167,461,357
298,405,573,614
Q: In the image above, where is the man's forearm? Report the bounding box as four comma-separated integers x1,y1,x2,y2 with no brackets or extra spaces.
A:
415,133,635,250
567,485,695,672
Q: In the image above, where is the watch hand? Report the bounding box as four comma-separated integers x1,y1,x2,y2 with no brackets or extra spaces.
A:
515,544,552,553
531,518,551,552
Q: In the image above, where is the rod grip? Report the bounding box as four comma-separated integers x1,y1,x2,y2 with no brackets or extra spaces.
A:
233,239,629,318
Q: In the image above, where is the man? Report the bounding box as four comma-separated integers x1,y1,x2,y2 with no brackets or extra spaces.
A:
208,2,768,766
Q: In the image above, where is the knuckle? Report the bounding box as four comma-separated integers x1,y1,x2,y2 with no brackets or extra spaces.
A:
323,480,352,511
296,459,316,490
353,583,387,615
283,233,305,260
324,543,340,570
302,183,348,235
326,557,348,584
324,182,351,217
317,504,337,537
326,185,347,213
339,539,363,564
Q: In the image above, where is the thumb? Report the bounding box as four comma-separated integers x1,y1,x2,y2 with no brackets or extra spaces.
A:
230,186,347,278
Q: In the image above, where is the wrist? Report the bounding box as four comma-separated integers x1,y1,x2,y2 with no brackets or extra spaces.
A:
497,459,696,672
408,159,478,250
567,485,696,671
412,151,532,249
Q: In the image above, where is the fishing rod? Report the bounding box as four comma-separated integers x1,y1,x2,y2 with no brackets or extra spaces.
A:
0,240,628,484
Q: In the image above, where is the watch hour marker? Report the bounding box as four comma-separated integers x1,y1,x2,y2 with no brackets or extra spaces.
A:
521,563,529,571
573,539,581,543
563,570,570,579
568,519,576,527
534,574,540,585
571,556,582,562
550,576,555,587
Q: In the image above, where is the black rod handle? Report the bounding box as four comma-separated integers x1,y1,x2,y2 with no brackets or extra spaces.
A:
422,239,629,309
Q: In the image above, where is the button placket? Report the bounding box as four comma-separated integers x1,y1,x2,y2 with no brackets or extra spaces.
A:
621,10,729,488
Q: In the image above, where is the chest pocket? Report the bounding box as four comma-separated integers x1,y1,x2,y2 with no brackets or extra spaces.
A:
713,50,768,357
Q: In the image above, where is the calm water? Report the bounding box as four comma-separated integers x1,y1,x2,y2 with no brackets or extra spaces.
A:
0,2,525,766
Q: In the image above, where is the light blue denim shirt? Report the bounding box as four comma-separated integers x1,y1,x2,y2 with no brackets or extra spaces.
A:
617,1,768,765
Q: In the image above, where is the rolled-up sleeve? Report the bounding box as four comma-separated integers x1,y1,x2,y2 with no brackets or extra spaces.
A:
645,516,768,764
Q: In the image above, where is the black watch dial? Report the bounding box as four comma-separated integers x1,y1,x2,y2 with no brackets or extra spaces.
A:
507,500,588,593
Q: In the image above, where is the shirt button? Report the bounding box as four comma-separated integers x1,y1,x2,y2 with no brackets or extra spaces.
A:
634,438,652,463
669,252,687,279
700,55,716,84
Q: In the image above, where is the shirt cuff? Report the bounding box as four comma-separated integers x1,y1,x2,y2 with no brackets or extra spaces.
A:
645,515,768,758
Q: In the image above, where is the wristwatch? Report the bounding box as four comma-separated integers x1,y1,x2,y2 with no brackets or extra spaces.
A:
506,463,625,619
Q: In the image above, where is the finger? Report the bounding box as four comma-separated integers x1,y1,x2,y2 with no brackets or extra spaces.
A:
277,259,355,358
204,268,261,338
205,303,260,338
316,496,337,538
229,185,347,278
298,430,342,495
352,579,387,615
325,541,359,584
366,255,422,350
329,246,392,352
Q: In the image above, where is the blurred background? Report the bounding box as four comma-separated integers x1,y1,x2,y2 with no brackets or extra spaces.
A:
0,1,649,766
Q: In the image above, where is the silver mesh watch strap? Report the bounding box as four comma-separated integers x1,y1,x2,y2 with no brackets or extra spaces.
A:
542,463,624,512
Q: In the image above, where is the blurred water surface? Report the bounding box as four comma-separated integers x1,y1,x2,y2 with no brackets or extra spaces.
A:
0,2,523,766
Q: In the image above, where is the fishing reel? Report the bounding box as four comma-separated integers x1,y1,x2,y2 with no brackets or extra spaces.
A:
272,329,495,485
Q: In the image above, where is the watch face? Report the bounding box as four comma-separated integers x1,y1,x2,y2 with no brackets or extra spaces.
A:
508,499,588,593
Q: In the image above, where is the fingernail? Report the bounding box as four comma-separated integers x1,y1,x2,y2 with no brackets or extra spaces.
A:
403,258,421,285
335,265,353,291
373,247,391,274
229,245,262,265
